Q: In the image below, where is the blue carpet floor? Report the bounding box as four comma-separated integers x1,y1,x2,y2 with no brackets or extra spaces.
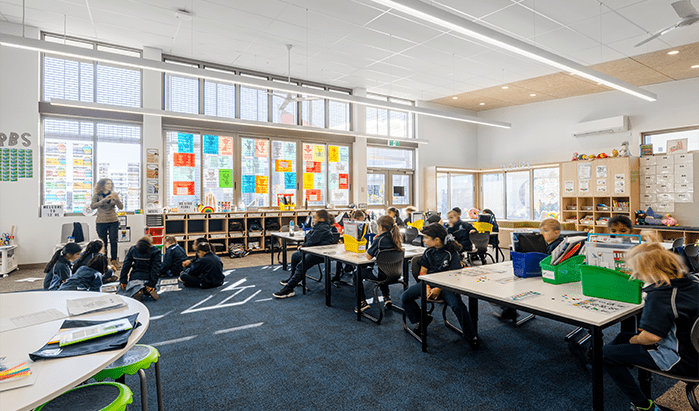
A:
109,264,675,411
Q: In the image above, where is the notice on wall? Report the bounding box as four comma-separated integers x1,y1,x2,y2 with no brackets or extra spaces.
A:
328,146,339,163
241,175,255,193
596,165,607,178
146,148,159,164
146,164,158,179
615,174,626,193
597,185,607,193
303,173,314,190
577,163,591,180
1,148,33,182
579,180,589,193
146,179,159,194
177,133,194,153
41,204,64,217
564,180,574,193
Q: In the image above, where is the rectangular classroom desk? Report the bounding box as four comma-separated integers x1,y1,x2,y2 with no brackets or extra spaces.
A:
300,244,426,321
418,261,644,411
269,231,306,270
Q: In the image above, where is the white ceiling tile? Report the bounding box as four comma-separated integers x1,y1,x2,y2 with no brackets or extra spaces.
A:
400,45,455,64
658,23,699,48
282,0,387,27
599,0,647,10
530,27,600,55
568,45,627,65
606,33,672,56
332,39,393,61
480,4,563,40
344,27,416,52
263,20,344,48
569,10,648,46
520,0,604,26
469,50,555,78
422,33,494,59
431,0,517,20
223,0,291,19
189,3,275,31
364,12,444,45
365,61,414,78
408,72,453,87
386,53,442,73
616,0,698,46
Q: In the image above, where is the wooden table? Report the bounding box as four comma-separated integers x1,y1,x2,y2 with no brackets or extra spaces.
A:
300,244,426,320
269,231,306,270
0,291,150,411
418,261,643,411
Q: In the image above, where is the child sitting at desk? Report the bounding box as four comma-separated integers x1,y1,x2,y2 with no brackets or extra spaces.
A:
387,207,406,228
333,210,366,282
72,239,117,283
179,242,225,289
355,215,404,312
401,224,480,350
608,215,633,235
44,242,82,290
274,210,338,299
119,236,162,301
603,242,699,411
446,209,474,252
59,254,108,292
161,236,187,277
540,218,564,254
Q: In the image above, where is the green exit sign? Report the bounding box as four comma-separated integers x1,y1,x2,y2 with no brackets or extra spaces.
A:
388,140,400,147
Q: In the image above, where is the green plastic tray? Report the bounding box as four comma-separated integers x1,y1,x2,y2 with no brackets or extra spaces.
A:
580,264,643,304
540,254,585,284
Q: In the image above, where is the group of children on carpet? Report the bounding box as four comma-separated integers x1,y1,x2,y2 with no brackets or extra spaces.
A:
44,232,225,301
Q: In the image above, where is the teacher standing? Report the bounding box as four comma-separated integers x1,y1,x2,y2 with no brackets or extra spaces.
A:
91,178,124,268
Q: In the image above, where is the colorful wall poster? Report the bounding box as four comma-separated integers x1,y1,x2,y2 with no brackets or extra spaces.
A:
177,133,194,153
275,159,292,172
219,169,233,188
303,173,314,189
203,135,219,155
306,189,321,202
219,136,233,156
328,146,339,163
173,181,195,196
173,153,195,167
242,175,255,193
255,176,268,193
284,172,296,190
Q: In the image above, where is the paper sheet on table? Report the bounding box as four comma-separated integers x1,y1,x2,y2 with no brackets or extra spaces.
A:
66,295,126,317
0,359,43,392
0,309,67,332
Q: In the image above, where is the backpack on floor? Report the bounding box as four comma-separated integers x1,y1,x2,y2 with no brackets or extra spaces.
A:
229,243,249,258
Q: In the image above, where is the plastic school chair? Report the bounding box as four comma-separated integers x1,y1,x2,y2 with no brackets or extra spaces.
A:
36,382,132,411
92,344,163,411
360,249,408,325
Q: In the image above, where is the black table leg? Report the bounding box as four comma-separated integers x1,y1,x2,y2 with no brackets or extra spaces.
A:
620,316,637,333
325,257,331,307
356,264,362,321
591,326,604,411
270,236,275,266
469,297,479,335
403,258,410,287
301,250,306,295
421,281,427,352
282,238,288,271
639,369,652,398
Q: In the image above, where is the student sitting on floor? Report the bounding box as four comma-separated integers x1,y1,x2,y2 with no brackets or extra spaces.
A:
119,236,162,301
446,209,474,252
387,207,406,228
59,254,108,292
603,242,699,411
161,236,187,277
540,218,564,254
333,209,366,282
72,239,117,283
44,242,82,291
179,242,225,288
401,224,480,350
274,209,338,299
355,215,404,312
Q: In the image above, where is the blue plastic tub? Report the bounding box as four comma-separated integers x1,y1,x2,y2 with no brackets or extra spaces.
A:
511,251,548,278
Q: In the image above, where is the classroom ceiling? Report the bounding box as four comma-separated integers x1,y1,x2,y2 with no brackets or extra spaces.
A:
1,0,698,107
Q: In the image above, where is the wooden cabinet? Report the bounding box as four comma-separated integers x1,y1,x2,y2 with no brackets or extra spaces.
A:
560,157,639,233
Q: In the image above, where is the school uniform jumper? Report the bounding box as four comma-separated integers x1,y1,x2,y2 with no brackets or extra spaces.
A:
401,247,477,340
285,221,338,288
358,232,398,301
73,251,115,282
45,256,72,291
119,245,162,289
546,236,565,254
447,220,474,251
603,275,699,404
59,266,102,292
180,251,225,288
161,243,187,277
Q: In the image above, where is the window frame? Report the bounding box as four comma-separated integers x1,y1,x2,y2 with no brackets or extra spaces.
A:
366,93,416,139
366,145,415,209
436,172,476,218
642,125,699,155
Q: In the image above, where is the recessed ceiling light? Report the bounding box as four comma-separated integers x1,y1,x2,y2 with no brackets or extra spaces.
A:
479,102,485,105
452,96,458,100
530,93,536,97
692,64,699,69
667,50,679,55
502,86,508,89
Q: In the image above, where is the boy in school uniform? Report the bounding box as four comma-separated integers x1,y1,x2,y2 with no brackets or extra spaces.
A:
274,210,338,298
608,215,633,235
540,218,564,254
179,242,225,288
160,236,187,277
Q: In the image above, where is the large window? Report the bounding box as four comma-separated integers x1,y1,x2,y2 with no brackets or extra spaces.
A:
166,132,201,207
302,143,327,206
506,171,531,220
240,74,269,122
367,146,414,207
436,173,475,217
165,74,199,114
43,118,142,214
301,86,326,128
368,174,386,206
533,167,560,220
202,134,235,206
481,173,504,218
366,94,414,138
272,141,297,206
241,138,270,207
272,79,298,125
204,80,236,119
643,127,699,154
367,147,413,169
437,173,449,217
328,145,350,205
329,90,350,131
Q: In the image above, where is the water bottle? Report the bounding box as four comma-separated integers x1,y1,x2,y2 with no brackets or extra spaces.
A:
289,220,295,237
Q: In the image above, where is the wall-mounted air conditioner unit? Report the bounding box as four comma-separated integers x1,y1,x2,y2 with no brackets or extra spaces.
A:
571,115,628,137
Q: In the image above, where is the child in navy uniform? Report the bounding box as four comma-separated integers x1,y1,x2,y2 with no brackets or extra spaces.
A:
540,218,564,254
44,242,82,291
274,210,338,298
355,215,404,312
72,239,117,283
333,210,366,282
387,207,406,228
179,242,225,288
603,242,699,411
161,236,187,277
401,224,480,350
119,236,162,301
59,254,108,292
608,214,633,235
446,209,474,251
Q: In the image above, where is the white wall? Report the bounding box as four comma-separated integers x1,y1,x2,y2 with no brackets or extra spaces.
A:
476,77,699,168
415,101,479,210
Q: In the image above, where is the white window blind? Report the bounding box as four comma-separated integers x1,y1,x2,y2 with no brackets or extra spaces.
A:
43,56,94,103
329,100,350,131
165,74,199,114
367,147,413,169
240,74,269,122
204,80,236,118
96,64,141,107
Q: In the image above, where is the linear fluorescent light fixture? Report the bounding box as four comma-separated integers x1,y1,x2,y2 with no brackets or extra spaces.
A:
0,33,511,129
46,99,431,144
368,0,657,102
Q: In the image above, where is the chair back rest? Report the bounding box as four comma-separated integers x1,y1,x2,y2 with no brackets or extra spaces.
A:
332,233,341,244
281,225,289,232
410,255,422,282
691,317,699,360
59,223,73,243
403,227,419,244
80,222,90,242
470,232,490,252
684,245,698,273
376,249,405,281
672,237,685,249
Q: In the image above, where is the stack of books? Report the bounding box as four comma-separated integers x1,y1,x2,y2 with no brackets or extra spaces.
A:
549,236,587,266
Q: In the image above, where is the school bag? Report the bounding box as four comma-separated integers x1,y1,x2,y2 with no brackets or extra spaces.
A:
229,243,249,258
229,221,244,232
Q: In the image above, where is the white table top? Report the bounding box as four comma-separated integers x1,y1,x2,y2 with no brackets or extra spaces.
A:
301,243,426,264
421,261,644,327
0,291,150,411
269,231,306,241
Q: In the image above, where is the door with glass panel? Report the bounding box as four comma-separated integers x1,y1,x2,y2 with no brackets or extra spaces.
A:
367,172,387,206
391,173,412,206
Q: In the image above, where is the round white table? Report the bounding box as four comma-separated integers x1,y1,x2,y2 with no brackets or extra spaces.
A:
0,291,149,411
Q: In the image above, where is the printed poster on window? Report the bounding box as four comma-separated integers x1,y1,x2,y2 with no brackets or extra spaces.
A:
328,146,339,163
303,144,313,161
305,161,321,173
173,181,195,196
173,153,195,167
242,175,255,193
177,133,194,153
275,160,292,172
255,176,268,193
219,136,233,156
339,174,349,190
255,140,269,157
303,173,314,190
284,172,296,190
313,145,325,161
219,169,233,188
306,189,321,202
203,135,219,155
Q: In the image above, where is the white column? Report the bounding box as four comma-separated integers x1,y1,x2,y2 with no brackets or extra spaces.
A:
352,87,367,205
142,47,163,210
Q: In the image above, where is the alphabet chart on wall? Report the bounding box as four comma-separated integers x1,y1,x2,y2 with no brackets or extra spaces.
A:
0,149,33,182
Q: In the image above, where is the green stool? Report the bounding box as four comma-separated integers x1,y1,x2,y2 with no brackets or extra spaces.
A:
37,382,132,411
93,344,163,411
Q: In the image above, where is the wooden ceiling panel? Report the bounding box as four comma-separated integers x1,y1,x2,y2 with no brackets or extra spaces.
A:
591,58,673,86
431,93,510,111
511,73,607,98
633,42,699,81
